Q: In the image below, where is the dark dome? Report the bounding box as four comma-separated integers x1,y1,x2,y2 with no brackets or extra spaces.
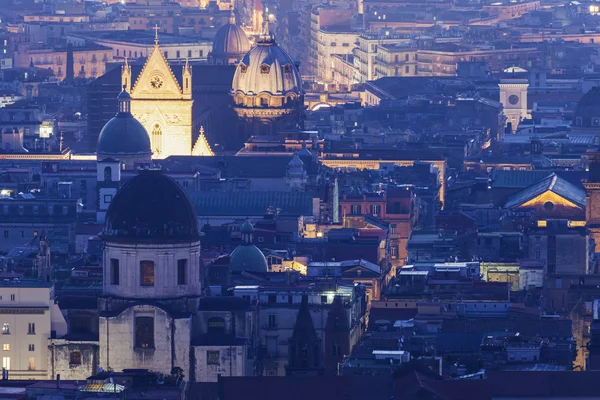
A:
574,87,600,128
103,169,200,242
97,115,152,156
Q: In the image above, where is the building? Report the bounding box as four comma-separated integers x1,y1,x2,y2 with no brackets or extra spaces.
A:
231,26,304,142
121,33,213,158
13,44,113,80
499,67,530,131
98,169,203,377
0,280,67,379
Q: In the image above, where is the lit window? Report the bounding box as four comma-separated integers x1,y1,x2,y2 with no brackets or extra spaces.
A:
2,357,10,370
1,324,7,334
140,261,154,286
28,357,34,370
2,344,9,351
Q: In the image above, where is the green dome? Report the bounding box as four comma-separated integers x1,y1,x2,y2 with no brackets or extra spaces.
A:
240,220,254,234
230,244,268,273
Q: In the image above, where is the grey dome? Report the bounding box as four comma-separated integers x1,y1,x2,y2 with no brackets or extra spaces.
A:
212,19,250,57
97,90,151,158
103,169,200,243
232,34,302,97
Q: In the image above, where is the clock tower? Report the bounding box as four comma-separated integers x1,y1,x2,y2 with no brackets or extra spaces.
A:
499,67,530,133
123,29,213,158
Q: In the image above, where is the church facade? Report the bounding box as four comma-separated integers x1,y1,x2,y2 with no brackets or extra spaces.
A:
122,32,213,159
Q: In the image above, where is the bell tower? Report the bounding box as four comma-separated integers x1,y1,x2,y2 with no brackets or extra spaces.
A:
285,296,324,377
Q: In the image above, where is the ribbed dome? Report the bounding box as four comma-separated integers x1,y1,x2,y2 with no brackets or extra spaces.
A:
212,23,250,56
103,169,200,243
232,35,302,97
574,87,600,128
97,90,152,158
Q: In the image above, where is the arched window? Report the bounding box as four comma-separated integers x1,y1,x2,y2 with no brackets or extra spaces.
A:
283,64,292,74
260,64,270,74
104,166,112,182
576,117,583,126
260,97,269,107
207,317,226,335
240,64,247,73
152,124,162,155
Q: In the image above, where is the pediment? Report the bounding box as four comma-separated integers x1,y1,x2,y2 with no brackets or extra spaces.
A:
131,45,183,99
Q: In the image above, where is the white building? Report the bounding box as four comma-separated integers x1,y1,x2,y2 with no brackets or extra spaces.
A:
0,281,67,379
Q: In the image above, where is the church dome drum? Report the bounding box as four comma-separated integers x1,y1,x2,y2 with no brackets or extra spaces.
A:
103,169,200,242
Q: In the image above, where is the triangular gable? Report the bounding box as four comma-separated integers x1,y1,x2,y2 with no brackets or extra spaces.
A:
519,190,583,210
131,44,183,99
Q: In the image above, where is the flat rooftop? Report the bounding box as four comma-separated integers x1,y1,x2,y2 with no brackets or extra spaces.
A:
72,31,210,45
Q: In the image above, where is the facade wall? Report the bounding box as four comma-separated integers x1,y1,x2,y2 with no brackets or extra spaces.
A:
193,345,246,382
47,340,98,380
99,305,192,376
13,47,113,80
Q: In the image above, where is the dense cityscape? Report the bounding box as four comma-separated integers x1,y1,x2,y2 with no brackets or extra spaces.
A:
1,0,600,398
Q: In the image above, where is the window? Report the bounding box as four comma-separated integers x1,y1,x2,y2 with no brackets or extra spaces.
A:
104,194,113,203
152,124,162,155
69,351,81,365
9,295,14,302
176,50,181,58
28,357,34,370
140,261,155,286
177,259,187,285
2,357,10,370
207,317,226,335
135,316,154,349
350,205,362,214
28,323,35,334
321,295,327,304
2,344,8,351
188,50,192,57
62,206,68,215
28,344,34,352
104,166,112,182
207,350,220,365
19,231,24,239
3,231,7,239
260,97,268,107
2,324,8,334
268,314,277,328
260,64,270,74
110,259,120,285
